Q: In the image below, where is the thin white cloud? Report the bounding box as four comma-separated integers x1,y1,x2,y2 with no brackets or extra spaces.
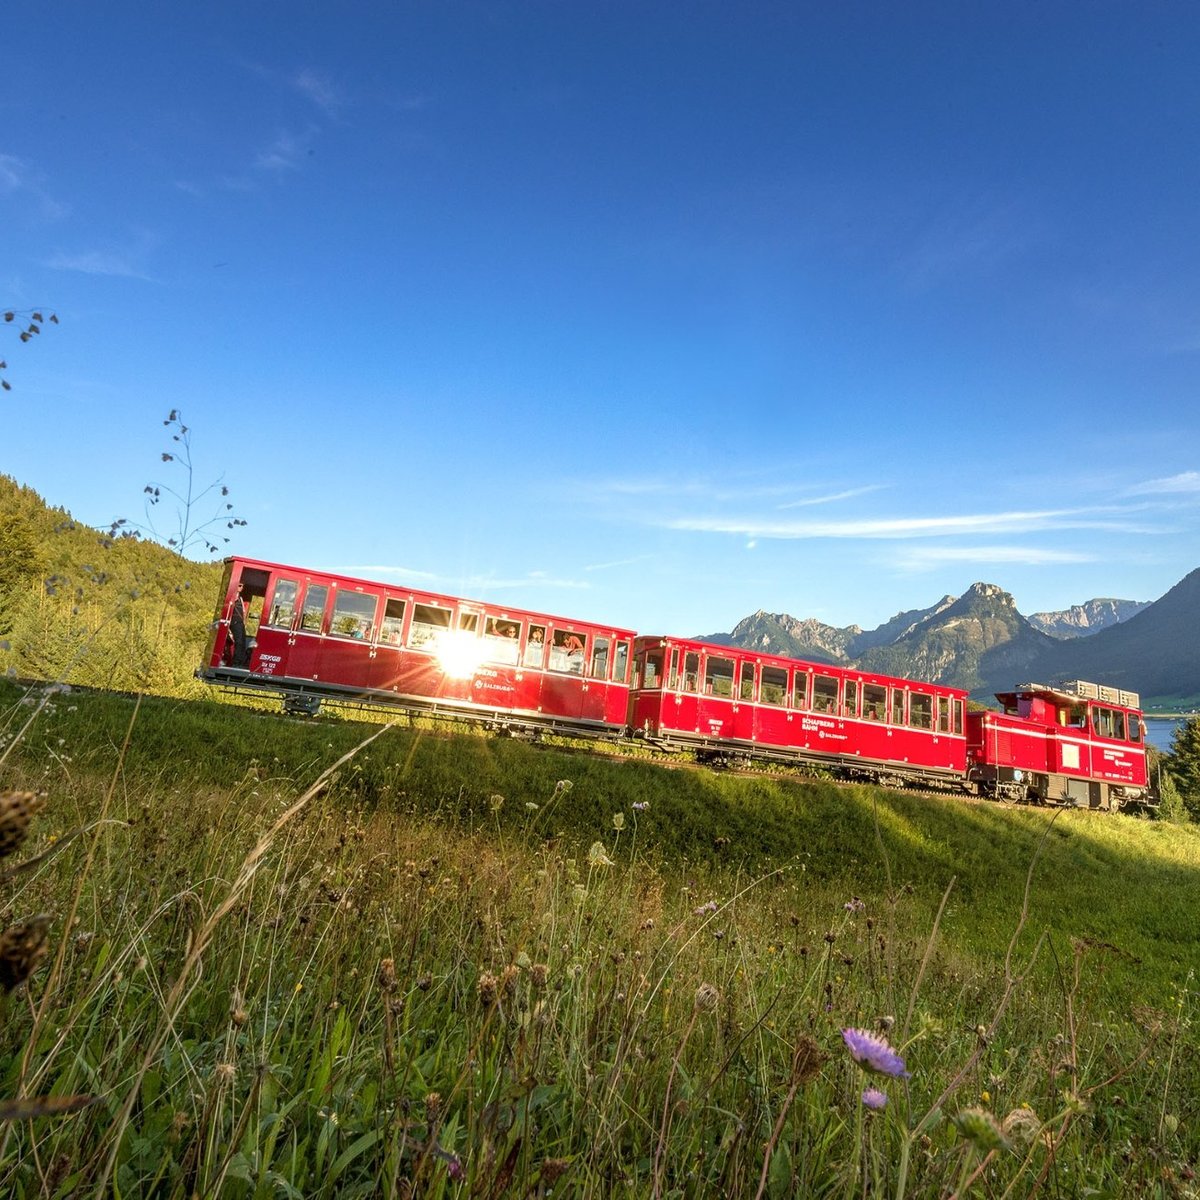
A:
43,248,151,280
892,545,1096,571
776,485,886,510
463,574,590,592
1125,471,1200,496
0,153,68,220
255,127,319,173
584,554,654,572
343,564,440,581
293,70,343,116
662,506,1156,540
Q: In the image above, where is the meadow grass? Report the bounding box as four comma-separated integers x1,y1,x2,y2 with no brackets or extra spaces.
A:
1,679,1198,1197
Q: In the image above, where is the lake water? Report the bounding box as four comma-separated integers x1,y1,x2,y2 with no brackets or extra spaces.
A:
1144,717,1186,753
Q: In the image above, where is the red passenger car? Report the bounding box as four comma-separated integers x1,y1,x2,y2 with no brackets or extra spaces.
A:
964,681,1149,810
200,557,635,733
628,636,968,786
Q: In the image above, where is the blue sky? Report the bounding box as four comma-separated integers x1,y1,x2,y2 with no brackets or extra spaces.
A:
4,2,1200,635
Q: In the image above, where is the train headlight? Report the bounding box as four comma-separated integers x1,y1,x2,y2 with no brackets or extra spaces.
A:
435,630,486,680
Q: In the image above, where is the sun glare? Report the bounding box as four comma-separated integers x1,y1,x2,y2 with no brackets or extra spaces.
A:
435,630,486,680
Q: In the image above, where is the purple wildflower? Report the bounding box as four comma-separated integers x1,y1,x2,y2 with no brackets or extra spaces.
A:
861,1087,888,1110
432,1145,465,1181
693,899,719,916
843,896,865,913
632,801,650,812
842,1028,910,1079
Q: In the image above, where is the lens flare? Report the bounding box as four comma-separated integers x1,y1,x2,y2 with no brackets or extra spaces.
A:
435,630,485,680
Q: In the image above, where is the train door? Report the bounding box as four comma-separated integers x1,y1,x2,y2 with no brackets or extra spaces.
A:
579,635,612,721
731,661,756,743
539,626,589,721
287,580,330,679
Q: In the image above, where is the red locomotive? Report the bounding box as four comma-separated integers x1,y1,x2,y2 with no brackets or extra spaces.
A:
200,557,1150,810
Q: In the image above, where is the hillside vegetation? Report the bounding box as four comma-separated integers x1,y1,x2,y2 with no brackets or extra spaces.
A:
2,680,1198,1196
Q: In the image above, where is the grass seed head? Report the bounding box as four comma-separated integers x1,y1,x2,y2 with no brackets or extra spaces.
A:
0,914,52,992
0,791,46,858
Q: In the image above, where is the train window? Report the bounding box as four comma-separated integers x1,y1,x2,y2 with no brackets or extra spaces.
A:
864,684,886,720
793,672,810,710
300,585,328,632
267,579,299,628
668,649,680,690
1112,710,1126,740
761,665,788,706
740,663,755,701
844,681,859,718
613,640,630,684
892,689,905,725
642,649,664,688
937,697,951,733
459,612,480,633
910,693,933,729
484,617,521,664
380,599,406,645
330,590,378,640
525,624,546,668
1067,703,1087,728
954,699,964,733
1094,708,1115,738
1130,717,1143,743
410,603,451,649
550,630,586,674
813,675,838,714
682,652,700,692
705,656,735,698
590,637,611,679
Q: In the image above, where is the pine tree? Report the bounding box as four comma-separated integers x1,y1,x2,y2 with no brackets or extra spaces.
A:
1167,716,1200,820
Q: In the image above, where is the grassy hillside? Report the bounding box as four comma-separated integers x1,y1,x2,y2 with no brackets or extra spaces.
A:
2,679,1197,1195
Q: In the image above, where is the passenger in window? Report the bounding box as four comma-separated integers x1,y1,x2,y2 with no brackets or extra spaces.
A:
525,627,545,666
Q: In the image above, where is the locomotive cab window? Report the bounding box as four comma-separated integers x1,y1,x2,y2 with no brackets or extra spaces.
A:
704,656,735,698
300,584,329,632
267,579,299,628
380,599,406,645
330,590,378,640
410,604,451,649
1130,717,1143,743
613,640,630,685
640,649,665,688
761,665,788,706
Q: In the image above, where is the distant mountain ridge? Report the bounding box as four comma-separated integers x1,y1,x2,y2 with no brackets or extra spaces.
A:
701,576,1197,703
1027,597,1150,639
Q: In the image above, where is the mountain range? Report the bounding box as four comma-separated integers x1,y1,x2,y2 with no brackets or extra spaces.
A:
702,574,1200,706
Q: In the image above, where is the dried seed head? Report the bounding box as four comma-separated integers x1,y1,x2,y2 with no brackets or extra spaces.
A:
0,915,51,992
540,1158,571,1186
791,1034,827,1085
378,957,397,993
501,964,519,998
213,1062,237,1087
530,963,550,990
0,791,46,858
477,971,499,1007
425,1092,442,1123
694,982,720,1013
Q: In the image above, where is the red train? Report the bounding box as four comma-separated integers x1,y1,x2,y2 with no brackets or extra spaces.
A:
199,557,1151,811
